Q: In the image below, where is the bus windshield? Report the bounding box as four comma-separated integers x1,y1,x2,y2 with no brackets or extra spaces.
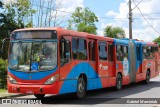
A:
9,41,57,72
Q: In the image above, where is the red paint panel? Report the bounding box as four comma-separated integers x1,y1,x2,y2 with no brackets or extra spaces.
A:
101,77,109,88
98,61,108,77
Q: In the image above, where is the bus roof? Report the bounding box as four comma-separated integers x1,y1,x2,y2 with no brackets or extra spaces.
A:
114,38,129,45
12,27,114,42
12,28,157,46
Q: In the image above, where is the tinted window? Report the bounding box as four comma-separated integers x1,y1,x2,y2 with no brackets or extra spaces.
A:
116,45,128,61
155,47,158,52
72,38,77,59
108,43,114,61
136,45,140,61
60,38,71,66
89,41,95,61
143,46,153,59
77,39,87,60
99,42,107,60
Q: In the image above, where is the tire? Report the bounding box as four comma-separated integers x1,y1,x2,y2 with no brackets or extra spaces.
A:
76,77,86,98
145,70,150,84
116,73,122,90
34,94,45,99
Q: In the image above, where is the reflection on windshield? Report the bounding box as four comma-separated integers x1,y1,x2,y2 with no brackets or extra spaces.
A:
9,41,57,72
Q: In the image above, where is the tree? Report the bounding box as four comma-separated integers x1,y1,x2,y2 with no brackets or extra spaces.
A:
68,7,98,34
32,0,66,27
4,0,36,28
104,26,126,38
153,37,160,45
0,0,35,59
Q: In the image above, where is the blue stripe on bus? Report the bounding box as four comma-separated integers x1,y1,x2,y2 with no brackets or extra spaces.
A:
8,67,57,80
59,62,102,94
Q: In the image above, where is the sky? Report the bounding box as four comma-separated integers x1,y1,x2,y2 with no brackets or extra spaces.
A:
2,0,160,42
84,0,160,42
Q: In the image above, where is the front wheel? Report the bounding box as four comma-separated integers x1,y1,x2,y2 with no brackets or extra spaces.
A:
34,94,45,99
76,77,86,98
116,73,122,90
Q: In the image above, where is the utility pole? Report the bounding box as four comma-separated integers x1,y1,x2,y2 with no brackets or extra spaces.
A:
129,0,132,39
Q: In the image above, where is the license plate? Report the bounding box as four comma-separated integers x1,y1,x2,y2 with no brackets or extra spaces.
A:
26,90,34,94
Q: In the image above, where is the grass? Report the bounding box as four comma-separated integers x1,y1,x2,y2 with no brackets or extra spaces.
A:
0,89,7,93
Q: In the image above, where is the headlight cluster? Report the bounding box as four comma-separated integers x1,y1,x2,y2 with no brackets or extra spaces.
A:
44,74,59,85
8,75,17,84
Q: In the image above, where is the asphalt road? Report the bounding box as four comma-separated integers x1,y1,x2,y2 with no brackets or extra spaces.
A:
1,76,160,107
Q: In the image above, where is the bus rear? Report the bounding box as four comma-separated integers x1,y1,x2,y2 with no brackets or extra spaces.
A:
8,29,59,98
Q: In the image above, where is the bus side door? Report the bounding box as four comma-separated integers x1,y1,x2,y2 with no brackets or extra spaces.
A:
98,41,108,78
59,37,73,80
107,42,114,77
88,39,97,79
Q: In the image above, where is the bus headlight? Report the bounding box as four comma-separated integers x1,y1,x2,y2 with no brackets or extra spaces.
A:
44,74,59,85
8,75,17,84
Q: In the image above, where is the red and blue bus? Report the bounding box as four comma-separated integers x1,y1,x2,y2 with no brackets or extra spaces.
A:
5,27,159,98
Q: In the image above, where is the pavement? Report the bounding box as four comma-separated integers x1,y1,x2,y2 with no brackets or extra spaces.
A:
0,91,28,99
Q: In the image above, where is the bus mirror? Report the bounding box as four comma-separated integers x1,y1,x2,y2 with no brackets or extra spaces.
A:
1,38,10,53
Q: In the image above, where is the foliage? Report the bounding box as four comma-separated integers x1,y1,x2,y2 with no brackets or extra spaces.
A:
104,26,126,38
68,7,98,34
153,37,160,45
4,0,36,28
0,0,35,59
0,58,8,89
0,89,7,92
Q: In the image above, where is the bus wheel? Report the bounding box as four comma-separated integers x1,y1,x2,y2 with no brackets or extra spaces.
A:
34,94,45,99
76,77,86,98
145,70,150,84
116,73,122,90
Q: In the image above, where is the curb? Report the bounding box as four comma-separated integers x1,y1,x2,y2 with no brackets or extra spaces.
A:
0,94,30,99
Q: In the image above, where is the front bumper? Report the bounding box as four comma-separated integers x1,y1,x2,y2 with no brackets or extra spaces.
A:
7,81,60,95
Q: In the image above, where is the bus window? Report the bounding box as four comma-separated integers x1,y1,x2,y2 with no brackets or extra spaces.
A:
147,46,153,59
72,38,77,59
143,46,147,59
77,38,87,60
151,46,155,57
143,46,153,59
116,45,122,61
116,45,128,61
108,43,113,61
89,41,95,61
136,45,140,61
99,42,107,60
155,47,158,52
123,46,128,60
60,38,71,66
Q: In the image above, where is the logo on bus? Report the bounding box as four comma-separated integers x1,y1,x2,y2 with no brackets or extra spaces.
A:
99,64,108,70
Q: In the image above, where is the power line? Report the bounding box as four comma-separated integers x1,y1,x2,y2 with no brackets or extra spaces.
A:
98,17,160,19
32,3,160,20
132,0,160,35
132,0,144,10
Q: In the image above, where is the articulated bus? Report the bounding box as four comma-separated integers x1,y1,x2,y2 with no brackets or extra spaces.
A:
5,27,160,98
